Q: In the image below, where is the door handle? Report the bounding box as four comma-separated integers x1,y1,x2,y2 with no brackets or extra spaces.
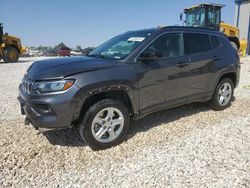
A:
176,62,188,68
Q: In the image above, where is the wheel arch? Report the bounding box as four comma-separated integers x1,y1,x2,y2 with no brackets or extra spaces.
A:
73,86,137,126
219,72,237,88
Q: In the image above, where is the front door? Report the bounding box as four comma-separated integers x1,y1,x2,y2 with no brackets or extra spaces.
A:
135,33,192,112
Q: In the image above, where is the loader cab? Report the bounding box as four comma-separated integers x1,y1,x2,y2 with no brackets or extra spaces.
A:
184,4,224,31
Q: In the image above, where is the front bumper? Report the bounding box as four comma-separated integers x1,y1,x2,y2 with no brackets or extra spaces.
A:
18,84,80,129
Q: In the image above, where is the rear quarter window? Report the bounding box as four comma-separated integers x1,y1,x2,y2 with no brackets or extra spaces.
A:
184,33,212,54
210,35,221,48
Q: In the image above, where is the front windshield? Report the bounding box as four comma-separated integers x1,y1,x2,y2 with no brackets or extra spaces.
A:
89,31,152,60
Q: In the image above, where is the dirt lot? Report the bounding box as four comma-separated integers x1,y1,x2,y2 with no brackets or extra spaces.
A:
0,57,250,187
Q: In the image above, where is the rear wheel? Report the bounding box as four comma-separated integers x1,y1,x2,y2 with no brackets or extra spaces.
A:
79,99,130,150
210,78,234,111
3,46,19,63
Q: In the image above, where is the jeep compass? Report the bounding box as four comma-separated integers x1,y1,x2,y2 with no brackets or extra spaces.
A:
18,26,240,150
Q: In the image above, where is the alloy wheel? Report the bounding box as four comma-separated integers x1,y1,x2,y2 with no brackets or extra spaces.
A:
91,107,124,143
218,82,232,106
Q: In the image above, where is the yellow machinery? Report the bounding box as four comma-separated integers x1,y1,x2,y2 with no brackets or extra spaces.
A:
184,4,247,56
220,22,247,56
0,23,26,63
240,39,247,56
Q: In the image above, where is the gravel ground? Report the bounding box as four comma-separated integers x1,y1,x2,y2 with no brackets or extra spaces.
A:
0,57,250,187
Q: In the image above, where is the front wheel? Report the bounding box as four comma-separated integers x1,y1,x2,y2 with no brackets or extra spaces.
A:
210,78,234,111
79,99,130,150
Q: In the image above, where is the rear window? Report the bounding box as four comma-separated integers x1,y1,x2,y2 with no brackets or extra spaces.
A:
210,35,221,48
184,33,212,54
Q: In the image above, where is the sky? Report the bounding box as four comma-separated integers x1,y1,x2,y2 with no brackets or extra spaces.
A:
0,0,236,48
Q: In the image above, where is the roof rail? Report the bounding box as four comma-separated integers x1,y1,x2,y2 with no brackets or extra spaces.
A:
158,25,217,31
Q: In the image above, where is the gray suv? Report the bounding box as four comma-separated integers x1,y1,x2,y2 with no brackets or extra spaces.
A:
18,26,240,150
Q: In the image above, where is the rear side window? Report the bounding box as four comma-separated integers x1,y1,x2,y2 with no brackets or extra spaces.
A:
210,35,221,48
184,33,212,54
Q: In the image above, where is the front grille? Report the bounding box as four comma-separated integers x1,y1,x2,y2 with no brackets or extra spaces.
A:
22,78,34,94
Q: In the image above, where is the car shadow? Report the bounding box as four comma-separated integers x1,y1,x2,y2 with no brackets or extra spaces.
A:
42,127,86,147
41,102,211,148
127,102,210,140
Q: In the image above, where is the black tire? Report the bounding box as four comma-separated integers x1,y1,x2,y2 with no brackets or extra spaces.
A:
79,99,130,150
210,78,234,111
3,46,19,63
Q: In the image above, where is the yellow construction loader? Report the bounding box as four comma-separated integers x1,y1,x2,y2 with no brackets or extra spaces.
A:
0,23,26,63
184,3,247,55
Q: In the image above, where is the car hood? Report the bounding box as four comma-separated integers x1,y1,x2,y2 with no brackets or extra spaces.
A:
26,56,117,80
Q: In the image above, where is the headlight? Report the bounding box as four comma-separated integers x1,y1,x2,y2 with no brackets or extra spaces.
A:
32,80,75,94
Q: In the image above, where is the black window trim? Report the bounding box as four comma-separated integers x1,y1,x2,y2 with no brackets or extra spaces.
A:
135,31,223,61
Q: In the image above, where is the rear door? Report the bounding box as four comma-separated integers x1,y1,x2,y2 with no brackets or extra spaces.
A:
183,33,218,97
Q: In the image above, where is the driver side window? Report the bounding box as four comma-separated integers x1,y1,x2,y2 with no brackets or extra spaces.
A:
144,33,184,59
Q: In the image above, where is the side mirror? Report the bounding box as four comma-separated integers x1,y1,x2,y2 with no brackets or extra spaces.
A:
137,49,162,62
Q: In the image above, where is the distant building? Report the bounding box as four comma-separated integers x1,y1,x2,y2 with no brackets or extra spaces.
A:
235,0,250,54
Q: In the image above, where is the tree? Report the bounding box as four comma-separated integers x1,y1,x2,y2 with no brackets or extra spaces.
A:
76,45,82,50
53,42,67,52
37,45,51,52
